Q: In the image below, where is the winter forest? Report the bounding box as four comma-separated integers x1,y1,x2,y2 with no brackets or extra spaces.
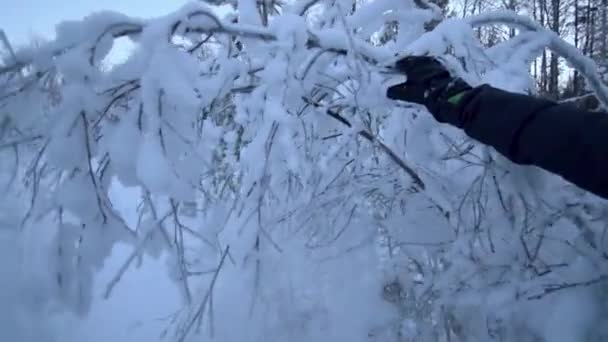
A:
1,0,608,341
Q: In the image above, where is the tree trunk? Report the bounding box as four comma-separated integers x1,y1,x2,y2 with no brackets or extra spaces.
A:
574,0,580,94
548,0,560,97
590,2,596,58
539,0,549,93
508,0,517,37
532,0,539,82
601,0,607,60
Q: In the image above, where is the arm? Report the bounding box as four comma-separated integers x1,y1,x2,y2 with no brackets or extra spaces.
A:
459,85,608,199
386,56,608,199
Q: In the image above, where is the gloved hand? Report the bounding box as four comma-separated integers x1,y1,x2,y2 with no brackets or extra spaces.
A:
386,56,472,128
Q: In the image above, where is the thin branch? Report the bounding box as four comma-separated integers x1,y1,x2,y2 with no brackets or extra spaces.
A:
559,92,595,104
394,240,454,248
103,227,156,299
81,111,108,223
20,141,48,228
306,204,358,248
90,23,142,65
144,192,173,248
1,5,383,77
302,96,426,190
0,30,18,64
3,144,18,193
0,135,43,150
170,199,193,304
93,83,140,128
295,0,323,15
527,275,608,300
178,245,230,342
468,11,608,108
188,33,214,53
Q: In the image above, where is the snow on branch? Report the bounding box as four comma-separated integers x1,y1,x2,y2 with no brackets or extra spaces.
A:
0,0,428,320
3,2,608,341
0,3,391,77
468,10,608,108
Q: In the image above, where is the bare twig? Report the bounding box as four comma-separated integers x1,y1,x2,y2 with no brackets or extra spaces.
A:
468,11,608,108
0,135,43,150
93,82,140,128
527,275,608,300
1,5,381,78
90,23,142,65
302,96,426,190
0,30,17,61
145,191,173,248
178,245,230,342
103,226,158,299
20,141,48,228
394,240,454,248
81,111,108,223
169,199,193,304
188,33,213,53
3,144,18,193
307,204,358,248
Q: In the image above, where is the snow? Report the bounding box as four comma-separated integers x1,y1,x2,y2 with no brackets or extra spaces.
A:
67,244,182,342
0,228,57,342
270,13,309,51
347,0,402,37
468,10,608,108
2,1,608,342
105,110,142,187
238,0,262,26
135,135,173,195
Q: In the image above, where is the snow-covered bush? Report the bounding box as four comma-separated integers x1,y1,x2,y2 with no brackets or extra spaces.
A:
1,1,607,341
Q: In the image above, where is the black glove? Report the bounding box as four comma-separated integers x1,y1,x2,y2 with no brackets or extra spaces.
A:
386,56,472,127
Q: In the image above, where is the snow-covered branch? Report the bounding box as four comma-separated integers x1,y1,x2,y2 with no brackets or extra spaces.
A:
2,2,608,342
469,10,608,108
1,3,390,78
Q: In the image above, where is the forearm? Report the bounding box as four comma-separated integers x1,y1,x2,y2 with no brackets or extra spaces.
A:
459,85,608,199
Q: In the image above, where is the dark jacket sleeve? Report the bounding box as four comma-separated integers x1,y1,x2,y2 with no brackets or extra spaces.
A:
458,84,608,199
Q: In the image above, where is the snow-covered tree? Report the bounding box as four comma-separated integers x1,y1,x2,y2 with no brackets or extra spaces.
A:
1,1,608,341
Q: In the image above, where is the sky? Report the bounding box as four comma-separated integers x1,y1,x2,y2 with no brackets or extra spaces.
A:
1,0,189,46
